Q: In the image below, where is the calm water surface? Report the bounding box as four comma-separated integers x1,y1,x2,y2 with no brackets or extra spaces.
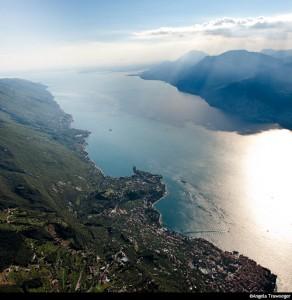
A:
11,70,292,291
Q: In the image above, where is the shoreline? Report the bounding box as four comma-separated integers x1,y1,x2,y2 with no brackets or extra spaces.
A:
151,178,169,227
69,111,170,229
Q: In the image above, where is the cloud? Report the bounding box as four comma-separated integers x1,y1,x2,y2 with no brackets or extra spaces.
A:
2,14,292,73
133,14,292,40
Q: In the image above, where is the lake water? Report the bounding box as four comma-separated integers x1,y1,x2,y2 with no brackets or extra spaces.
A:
10,69,292,291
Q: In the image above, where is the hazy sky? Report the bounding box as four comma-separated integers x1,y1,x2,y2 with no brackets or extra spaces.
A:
1,0,292,72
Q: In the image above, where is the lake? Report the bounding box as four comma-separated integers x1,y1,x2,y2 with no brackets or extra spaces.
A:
11,69,292,291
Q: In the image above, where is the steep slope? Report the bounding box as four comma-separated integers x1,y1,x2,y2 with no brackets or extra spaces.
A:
0,78,277,292
140,50,207,84
174,50,283,93
205,72,292,127
261,49,292,67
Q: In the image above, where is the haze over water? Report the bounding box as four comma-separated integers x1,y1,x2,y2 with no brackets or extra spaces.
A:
16,70,292,292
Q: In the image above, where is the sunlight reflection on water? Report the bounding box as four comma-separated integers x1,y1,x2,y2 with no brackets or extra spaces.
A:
244,130,292,240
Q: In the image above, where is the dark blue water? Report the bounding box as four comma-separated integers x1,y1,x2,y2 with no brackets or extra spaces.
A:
11,69,292,291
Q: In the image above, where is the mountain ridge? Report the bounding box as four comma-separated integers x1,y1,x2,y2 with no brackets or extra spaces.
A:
141,49,292,129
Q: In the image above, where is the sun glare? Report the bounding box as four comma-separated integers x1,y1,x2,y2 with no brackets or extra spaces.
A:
244,130,292,239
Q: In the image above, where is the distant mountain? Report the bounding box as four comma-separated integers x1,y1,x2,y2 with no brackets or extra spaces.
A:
262,49,292,66
262,48,292,59
79,63,156,73
141,50,292,129
140,50,207,84
174,50,282,92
